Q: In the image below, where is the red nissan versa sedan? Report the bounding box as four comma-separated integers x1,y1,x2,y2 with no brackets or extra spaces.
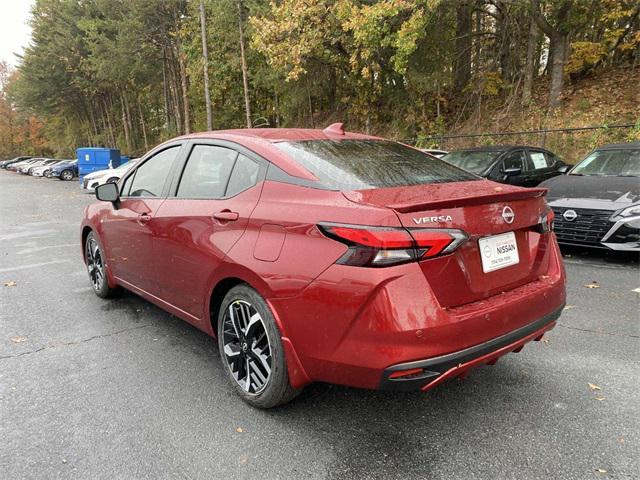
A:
81,124,566,408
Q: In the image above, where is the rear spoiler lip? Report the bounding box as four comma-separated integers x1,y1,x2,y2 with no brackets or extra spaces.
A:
388,188,548,213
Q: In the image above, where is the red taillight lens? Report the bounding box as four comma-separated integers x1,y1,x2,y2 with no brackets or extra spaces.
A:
328,226,413,249
411,230,463,258
537,206,555,233
318,224,467,267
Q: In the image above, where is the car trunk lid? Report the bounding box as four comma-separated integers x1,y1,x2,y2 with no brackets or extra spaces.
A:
342,180,553,307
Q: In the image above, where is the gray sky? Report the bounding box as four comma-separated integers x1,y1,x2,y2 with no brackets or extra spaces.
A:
0,0,35,67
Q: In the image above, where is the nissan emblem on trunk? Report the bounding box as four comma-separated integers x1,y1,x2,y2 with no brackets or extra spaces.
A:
502,206,515,224
563,209,578,221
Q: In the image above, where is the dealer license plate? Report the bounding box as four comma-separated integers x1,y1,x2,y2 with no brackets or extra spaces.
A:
479,232,519,273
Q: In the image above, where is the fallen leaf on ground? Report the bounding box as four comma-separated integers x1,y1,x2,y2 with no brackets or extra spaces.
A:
595,468,607,473
236,427,243,433
584,282,600,289
594,397,605,401
588,383,602,391
3,281,17,287
632,288,640,293
10,336,27,343
563,305,576,310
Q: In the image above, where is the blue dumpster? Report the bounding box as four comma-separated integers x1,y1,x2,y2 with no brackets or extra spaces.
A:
77,147,121,184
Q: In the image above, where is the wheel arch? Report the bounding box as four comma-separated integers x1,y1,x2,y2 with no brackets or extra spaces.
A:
81,226,93,262
207,270,311,389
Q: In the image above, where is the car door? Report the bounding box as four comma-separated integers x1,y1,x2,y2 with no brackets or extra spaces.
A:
152,143,265,321
526,149,557,185
499,149,530,186
100,144,183,295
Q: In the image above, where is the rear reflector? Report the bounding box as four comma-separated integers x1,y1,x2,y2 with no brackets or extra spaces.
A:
388,368,424,379
318,223,468,267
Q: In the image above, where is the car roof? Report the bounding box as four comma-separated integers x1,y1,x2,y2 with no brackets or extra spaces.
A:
172,126,383,180
454,145,545,152
177,127,381,143
594,142,640,151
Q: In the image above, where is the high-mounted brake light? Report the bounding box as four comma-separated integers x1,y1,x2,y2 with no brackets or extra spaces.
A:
318,224,468,267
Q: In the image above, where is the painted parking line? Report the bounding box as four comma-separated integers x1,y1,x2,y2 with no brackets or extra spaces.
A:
0,260,70,273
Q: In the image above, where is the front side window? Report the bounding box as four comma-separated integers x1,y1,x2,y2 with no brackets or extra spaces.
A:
572,149,640,177
176,145,237,198
529,151,552,170
276,140,478,190
128,146,181,197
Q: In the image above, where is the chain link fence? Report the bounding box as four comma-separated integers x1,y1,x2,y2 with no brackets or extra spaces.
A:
407,123,639,163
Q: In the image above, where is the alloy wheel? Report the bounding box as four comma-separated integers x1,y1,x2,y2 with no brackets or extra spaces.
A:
222,300,272,394
62,170,73,180
85,237,104,292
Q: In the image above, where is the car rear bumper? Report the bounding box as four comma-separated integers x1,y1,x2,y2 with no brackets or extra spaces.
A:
271,234,566,390
379,305,562,391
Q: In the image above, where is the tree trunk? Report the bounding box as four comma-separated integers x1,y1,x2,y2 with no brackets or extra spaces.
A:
454,1,472,92
162,54,171,129
137,97,149,152
522,15,538,105
547,33,568,109
102,97,115,147
177,39,190,134
474,6,482,75
123,93,133,146
237,0,252,128
199,0,213,130
167,47,182,133
121,95,131,152
530,0,571,109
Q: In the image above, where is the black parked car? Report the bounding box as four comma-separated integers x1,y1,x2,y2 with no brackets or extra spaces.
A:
540,142,639,251
0,156,33,169
442,145,567,187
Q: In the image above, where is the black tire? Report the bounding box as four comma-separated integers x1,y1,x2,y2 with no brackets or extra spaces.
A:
84,231,119,298
217,284,301,408
60,169,74,181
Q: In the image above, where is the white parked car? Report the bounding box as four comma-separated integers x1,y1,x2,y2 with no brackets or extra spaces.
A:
81,159,138,192
20,158,55,174
30,160,65,177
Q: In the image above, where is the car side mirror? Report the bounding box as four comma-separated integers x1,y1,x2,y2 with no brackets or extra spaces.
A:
503,167,522,177
96,182,119,204
557,165,570,174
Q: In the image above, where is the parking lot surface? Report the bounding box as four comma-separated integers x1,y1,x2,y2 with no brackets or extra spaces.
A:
1,171,639,480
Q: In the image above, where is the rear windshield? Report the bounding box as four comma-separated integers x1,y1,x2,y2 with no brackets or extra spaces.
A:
275,140,478,190
571,148,640,177
442,150,503,174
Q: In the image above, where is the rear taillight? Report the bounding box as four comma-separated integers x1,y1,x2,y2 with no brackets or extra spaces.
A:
318,223,467,267
537,206,555,233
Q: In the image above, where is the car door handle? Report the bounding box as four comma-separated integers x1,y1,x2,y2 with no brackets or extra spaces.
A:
137,213,152,225
212,210,239,222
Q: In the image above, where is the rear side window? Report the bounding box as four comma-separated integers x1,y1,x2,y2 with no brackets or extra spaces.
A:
275,140,477,190
503,150,527,171
226,154,260,196
443,150,503,174
176,145,237,198
128,146,181,197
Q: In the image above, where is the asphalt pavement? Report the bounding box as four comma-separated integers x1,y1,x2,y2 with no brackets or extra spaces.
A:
1,170,639,480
